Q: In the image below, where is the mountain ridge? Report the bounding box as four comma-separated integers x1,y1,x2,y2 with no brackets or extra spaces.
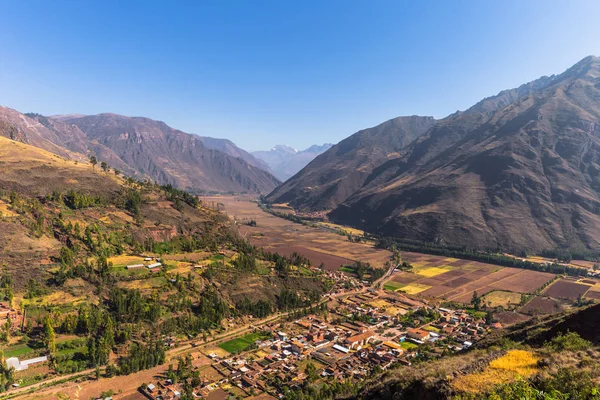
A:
0,107,280,194
268,55,600,253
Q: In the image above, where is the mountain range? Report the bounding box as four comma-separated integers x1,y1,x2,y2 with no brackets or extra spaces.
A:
0,108,280,194
267,56,600,254
252,143,334,181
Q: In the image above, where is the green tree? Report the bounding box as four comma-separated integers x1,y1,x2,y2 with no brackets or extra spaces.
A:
471,291,482,311
89,155,98,169
43,316,56,354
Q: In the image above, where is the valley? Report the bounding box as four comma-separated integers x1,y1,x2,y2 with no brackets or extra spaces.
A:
204,195,392,271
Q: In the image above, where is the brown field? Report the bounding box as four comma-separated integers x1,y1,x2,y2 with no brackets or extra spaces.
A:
542,279,590,300
263,244,353,270
519,296,564,316
386,252,556,304
494,311,530,326
585,290,600,300
204,196,392,270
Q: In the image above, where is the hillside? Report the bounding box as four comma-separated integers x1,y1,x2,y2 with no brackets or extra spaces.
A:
0,107,280,194
269,56,600,254
0,136,229,289
252,143,333,181
266,116,436,209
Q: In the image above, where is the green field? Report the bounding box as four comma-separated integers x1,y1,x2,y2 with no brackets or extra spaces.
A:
4,343,38,358
400,341,419,350
218,332,269,353
383,280,405,291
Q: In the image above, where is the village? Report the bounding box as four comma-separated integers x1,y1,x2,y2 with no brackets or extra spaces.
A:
137,269,494,400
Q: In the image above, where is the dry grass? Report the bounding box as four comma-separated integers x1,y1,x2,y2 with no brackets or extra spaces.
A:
483,291,522,308
453,350,539,393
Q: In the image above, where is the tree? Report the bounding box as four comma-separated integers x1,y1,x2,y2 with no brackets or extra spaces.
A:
100,161,109,172
113,169,121,176
43,316,56,354
305,361,318,382
89,155,98,169
471,291,482,311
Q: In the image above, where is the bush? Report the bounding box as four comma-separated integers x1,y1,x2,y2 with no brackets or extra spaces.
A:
546,331,592,352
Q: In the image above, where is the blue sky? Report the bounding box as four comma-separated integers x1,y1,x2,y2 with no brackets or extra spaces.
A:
1,1,600,151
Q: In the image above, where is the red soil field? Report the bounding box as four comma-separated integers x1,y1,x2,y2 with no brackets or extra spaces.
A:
519,296,564,315
487,270,556,293
542,279,591,300
420,285,453,297
390,272,420,284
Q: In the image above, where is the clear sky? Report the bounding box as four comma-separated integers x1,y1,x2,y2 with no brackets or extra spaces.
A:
1,1,599,151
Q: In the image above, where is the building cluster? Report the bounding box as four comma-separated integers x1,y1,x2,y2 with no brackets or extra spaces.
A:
138,290,493,399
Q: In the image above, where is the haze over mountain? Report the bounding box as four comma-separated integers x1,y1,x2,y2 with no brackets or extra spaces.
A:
268,56,600,253
266,117,436,209
0,107,280,194
252,143,333,181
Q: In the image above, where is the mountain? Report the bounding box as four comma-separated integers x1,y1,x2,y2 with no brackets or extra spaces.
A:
252,143,334,181
198,136,270,171
270,56,600,254
265,116,436,209
0,107,280,194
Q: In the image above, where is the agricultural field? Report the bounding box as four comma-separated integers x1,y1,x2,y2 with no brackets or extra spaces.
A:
482,291,523,308
385,252,556,304
204,196,392,270
519,296,564,316
542,278,591,300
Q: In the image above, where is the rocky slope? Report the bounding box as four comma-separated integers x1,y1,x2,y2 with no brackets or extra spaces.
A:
252,143,333,181
330,56,600,253
269,56,600,253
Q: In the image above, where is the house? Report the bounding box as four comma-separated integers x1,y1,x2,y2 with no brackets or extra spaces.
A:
0,303,23,330
146,263,162,269
406,328,431,341
126,264,144,269
333,344,350,353
345,331,375,350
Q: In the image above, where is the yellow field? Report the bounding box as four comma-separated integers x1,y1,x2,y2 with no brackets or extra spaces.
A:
385,306,409,316
483,291,522,308
453,350,539,393
19,290,88,307
107,255,146,267
415,266,453,277
368,299,392,308
399,283,432,294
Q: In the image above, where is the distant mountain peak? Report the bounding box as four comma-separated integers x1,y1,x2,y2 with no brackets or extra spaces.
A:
252,143,334,181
